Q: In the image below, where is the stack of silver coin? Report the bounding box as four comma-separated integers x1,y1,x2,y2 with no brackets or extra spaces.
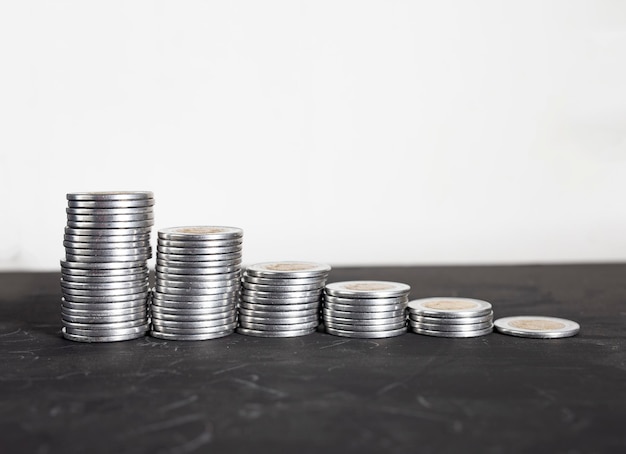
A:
408,297,494,337
150,226,243,341
60,191,154,342
322,281,410,338
238,262,331,337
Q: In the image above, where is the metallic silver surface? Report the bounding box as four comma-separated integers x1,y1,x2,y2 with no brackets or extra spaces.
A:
407,297,493,318
324,281,410,299
493,316,580,338
324,326,407,338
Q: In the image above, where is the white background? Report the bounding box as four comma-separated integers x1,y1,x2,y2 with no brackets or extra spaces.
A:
1,1,625,271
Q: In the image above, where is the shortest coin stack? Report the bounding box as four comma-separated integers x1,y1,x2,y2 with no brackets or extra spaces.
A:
407,297,493,337
494,316,580,339
238,262,331,337
322,281,410,338
150,226,243,341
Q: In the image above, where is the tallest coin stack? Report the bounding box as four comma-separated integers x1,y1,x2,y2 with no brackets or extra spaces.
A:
60,192,154,342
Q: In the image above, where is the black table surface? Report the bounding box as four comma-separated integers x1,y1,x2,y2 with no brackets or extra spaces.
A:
1,265,624,453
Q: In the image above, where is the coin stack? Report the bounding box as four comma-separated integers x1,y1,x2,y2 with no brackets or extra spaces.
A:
150,226,243,341
407,297,494,337
60,191,154,342
238,262,331,337
322,281,410,338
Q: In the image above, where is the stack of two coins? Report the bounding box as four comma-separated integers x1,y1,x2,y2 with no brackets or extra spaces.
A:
408,297,494,337
60,192,154,342
322,281,411,338
238,262,331,337
150,226,243,341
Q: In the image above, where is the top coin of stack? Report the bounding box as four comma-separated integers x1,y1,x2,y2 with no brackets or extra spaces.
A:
322,281,410,338
407,297,494,337
238,262,331,337
60,191,154,343
150,226,243,341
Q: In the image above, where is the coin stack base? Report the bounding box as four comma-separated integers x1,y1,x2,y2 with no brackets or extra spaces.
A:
323,281,411,338
494,316,580,339
61,192,154,342
150,226,243,341
238,262,331,337
407,297,494,337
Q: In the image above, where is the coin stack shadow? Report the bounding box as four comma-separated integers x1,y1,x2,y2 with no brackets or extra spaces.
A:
322,281,411,338
407,297,494,337
60,191,154,342
238,262,331,337
150,226,243,341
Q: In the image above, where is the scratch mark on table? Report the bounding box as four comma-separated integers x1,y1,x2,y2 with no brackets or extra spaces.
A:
159,395,199,413
232,378,288,398
320,340,351,350
213,363,248,375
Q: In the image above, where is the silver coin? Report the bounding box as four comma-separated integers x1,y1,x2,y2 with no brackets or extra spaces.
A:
409,321,493,332
151,322,238,335
61,291,150,304
238,307,319,318
152,316,237,329
61,285,149,297
155,285,238,296
149,330,234,341
65,226,152,237
323,315,406,327
241,294,321,305
242,282,324,292
324,294,409,305
238,301,320,312
66,220,154,229
156,278,240,289
155,271,240,282
157,245,242,255
63,240,150,250
238,314,319,325
155,264,241,275
152,292,238,303
156,258,242,268
411,326,493,338
158,226,243,241
410,312,494,325
324,326,407,338
62,311,147,324
493,316,580,339
64,253,151,263
325,281,410,298
61,299,148,311
158,238,242,248
323,308,406,320
67,191,153,201
62,318,147,330
151,300,236,312
157,251,241,262
242,274,324,286
323,320,406,332
64,246,152,256
64,323,149,337
62,328,146,343
323,301,407,313
236,326,316,338
408,297,493,318
61,305,147,316
60,279,148,290
245,262,331,279
64,233,151,245
66,213,154,223
67,199,155,209
61,274,148,285
66,206,153,215
150,310,234,322
238,320,319,331
60,259,147,270
242,289,322,299
61,268,148,280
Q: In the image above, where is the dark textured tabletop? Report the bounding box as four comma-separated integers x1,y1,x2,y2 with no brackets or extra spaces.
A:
1,265,625,453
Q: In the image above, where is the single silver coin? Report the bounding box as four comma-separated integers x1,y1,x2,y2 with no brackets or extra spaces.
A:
323,294,409,306
64,226,152,237
66,207,153,216
66,220,154,229
67,191,153,201
67,199,154,209
158,226,243,241
493,316,580,339
149,330,234,341
238,320,319,331
242,281,324,292
156,271,240,282
238,301,320,312
151,300,236,313
157,245,242,255
63,246,152,257
242,274,324,286
151,322,238,335
155,258,242,268
61,291,150,303
322,315,406,327
155,264,241,275
323,301,407,313
61,299,149,311
245,262,331,279
64,253,151,263
236,326,317,338
64,234,151,245
62,318,147,330
410,312,494,325
411,326,493,338
63,240,150,250
323,320,406,332
238,307,319,318
157,238,242,248
155,284,238,296
150,310,235,322
60,279,148,290
151,292,238,304
238,314,319,325
408,297,493,318
156,252,241,263
409,321,494,332
152,316,237,329
325,281,410,299
61,273,148,284
62,311,147,324
62,328,147,343
241,294,322,305
156,278,240,289
66,212,154,222
323,308,406,320
242,289,322,299
61,304,147,316
61,285,149,298
60,259,148,270
64,323,149,337
324,326,407,339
